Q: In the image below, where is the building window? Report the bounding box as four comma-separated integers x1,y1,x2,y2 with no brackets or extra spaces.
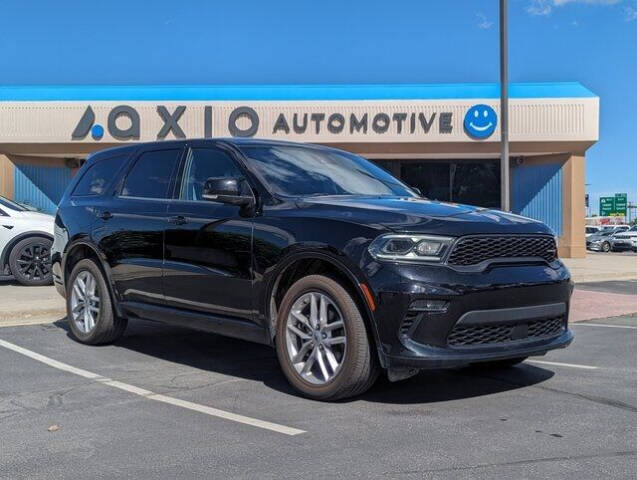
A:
399,159,501,208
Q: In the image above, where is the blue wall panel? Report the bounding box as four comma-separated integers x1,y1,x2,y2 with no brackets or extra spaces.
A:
14,164,73,214
512,163,563,236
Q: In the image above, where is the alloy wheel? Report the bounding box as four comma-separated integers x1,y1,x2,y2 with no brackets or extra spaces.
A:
70,271,101,334
15,242,50,281
285,291,347,385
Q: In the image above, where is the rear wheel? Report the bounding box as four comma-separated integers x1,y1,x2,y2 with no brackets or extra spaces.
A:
66,259,127,345
275,275,378,401
9,236,53,286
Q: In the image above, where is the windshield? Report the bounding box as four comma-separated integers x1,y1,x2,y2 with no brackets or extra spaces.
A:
0,195,27,212
239,144,416,198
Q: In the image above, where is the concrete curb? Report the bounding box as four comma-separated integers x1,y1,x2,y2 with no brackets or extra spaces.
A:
573,273,637,283
0,309,66,327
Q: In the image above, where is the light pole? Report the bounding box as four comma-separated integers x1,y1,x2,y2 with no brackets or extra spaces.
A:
500,0,510,211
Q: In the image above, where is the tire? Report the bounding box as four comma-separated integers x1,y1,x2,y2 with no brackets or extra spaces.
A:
9,236,53,286
66,259,127,345
602,241,611,253
473,357,528,369
275,274,379,401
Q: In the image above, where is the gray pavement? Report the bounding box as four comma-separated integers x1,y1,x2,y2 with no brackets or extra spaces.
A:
1,315,636,479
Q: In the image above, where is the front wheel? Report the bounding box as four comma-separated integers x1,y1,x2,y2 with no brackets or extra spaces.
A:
66,259,127,345
275,275,378,401
602,241,611,253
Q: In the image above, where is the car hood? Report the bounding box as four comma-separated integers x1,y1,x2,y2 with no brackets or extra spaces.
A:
298,196,552,236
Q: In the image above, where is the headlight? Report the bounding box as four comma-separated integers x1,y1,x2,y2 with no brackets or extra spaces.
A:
368,234,454,263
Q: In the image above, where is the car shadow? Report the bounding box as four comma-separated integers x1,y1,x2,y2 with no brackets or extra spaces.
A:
53,318,554,404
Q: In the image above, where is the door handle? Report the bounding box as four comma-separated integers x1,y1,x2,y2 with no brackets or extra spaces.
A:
168,215,187,225
98,211,113,220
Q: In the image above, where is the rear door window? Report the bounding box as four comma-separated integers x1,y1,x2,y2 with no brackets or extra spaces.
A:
120,149,182,199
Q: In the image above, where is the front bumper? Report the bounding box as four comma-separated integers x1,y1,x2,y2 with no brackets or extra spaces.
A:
610,240,636,251
366,260,573,369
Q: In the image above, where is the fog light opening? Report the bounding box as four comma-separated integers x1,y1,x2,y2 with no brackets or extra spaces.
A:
409,299,448,313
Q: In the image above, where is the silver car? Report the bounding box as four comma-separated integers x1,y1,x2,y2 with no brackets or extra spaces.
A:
587,226,630,252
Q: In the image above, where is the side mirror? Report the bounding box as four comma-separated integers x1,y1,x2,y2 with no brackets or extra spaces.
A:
411,187,422,197
202,177,254,207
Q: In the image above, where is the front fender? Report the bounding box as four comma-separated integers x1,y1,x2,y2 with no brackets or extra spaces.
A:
259,245,386,364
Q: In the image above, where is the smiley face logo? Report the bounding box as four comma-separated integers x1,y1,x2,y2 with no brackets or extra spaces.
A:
464,104,497,139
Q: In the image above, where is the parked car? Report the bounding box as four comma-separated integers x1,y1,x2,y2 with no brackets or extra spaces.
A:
0,195,54,285
587,225,630,252
585,225,601,238
52,139,573,400
610,225,637,252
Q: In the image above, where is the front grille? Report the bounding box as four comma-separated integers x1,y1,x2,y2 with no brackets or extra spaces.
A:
447,316,566,348
447,235,557,266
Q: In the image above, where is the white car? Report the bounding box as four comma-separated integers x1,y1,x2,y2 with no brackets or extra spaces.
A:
0,196,55,285
585,225,601,238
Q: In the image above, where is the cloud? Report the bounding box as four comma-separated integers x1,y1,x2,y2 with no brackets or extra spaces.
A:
554,0,620,4
526,0,622,16
527,0,553,15
626,5,637,20
476,12,494,29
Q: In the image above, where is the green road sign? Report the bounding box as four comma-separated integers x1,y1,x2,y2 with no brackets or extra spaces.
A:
615,193,628,216
600,197,615,216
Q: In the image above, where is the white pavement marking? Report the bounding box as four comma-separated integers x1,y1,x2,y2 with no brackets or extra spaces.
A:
527,359,599,370
0,338,305,436
574,323,637,330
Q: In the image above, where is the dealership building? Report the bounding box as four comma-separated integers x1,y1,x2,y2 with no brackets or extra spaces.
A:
0,82,598,257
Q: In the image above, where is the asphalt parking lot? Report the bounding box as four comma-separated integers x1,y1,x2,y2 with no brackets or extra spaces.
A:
1,314,636,479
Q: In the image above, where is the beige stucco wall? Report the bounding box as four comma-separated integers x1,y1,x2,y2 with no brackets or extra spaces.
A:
0,98,599,145
0,154,14,199
561,154,587,258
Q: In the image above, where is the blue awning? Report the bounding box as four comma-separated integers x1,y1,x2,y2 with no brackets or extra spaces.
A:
0,82,596,102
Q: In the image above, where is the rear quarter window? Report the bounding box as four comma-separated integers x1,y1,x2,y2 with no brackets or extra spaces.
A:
72,154,129,196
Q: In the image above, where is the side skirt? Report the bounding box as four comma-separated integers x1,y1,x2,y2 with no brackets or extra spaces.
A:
120,301,271,346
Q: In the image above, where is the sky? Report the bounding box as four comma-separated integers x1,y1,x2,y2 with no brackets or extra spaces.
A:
1,0,636,213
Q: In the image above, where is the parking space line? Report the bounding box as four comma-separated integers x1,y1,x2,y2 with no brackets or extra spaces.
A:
527,359,599,370
574,323,637,330
0,338,305,436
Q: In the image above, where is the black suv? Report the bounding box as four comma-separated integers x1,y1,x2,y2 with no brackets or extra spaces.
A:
52,139,573,400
